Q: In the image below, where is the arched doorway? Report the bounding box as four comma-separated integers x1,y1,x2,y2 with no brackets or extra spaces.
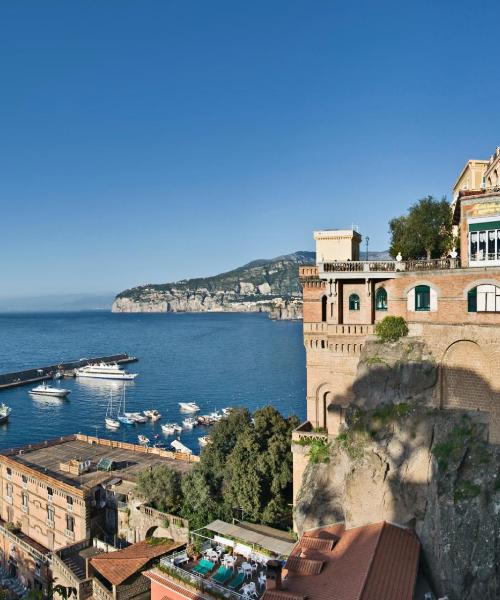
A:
145,526,158,539
441,341,490,412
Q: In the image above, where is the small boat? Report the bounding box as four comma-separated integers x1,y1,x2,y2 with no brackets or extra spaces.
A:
76,362,138,381
105,391,120,429
53,371,63,380
182,417,197,429
144,409,161,421
124,412,148,423
0,404,12,424
138,434,150,445
173,423,182,433
118,415,135,426
198,436,211,447
161,423,180,435
117,389,135,425
171,439,192,454
30,383,70,398
179,402,200,413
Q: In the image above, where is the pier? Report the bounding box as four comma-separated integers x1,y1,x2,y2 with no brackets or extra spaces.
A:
0,353,138,390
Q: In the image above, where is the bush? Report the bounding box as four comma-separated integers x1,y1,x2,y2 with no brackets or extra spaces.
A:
375,316,408,342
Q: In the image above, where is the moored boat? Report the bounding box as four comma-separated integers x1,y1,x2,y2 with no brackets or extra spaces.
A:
0,404,12,424
118,415,135,426
161,423,178,435
144,409,161,421
182,417,197,429
105,392,120,429
179,402,200,413
124,412,148,423
30,383,70,398
138,434,150,445
76,362,137,381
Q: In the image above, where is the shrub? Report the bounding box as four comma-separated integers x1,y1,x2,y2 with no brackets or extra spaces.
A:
375,316,409,342
454,480,480,503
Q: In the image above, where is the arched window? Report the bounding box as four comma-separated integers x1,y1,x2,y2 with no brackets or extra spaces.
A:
349,293,360,311
415,285,430,311
375,288,387,311
321,295,327,322
468,284,500,312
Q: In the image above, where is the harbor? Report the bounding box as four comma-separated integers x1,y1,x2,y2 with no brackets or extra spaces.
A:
0,353,138,390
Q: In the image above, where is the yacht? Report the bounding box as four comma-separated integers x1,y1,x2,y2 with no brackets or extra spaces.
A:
182,417,198,429
0,404,12,424
30,383,71,398
144,409,161,421
105,392,120,430
124,412,148,423
76,363,137,381
179,402,200,413
161,423,180,435
171,440,192,454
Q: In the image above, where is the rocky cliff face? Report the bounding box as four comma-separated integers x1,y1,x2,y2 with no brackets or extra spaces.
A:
295,339,500,600
112,251,314,318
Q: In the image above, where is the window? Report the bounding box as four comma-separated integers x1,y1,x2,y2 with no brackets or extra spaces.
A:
22,475,27,488
375,288,387,311
6,483,12,499
469,222,500,262
6,468,12,480
47,506,55,523
415,285,430,311
321,295,327,322
66,515,74,533
47,487,53,501
468,285,500,312
349,294,360,311
67,495,74,511
21,492,28,512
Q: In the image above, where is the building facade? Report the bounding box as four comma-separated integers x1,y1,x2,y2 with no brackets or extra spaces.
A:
293,192,500,503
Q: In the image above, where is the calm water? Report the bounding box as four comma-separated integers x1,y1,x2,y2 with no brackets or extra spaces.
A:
0,312,305,453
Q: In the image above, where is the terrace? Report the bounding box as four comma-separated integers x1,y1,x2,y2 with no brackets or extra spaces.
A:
318,257,461,278
155,520,295,600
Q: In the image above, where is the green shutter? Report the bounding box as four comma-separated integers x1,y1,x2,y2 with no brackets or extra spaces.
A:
468,221,500,232
467,288,477,312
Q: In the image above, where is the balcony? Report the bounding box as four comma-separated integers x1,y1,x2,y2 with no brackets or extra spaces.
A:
303,323,375,336
65,529,76,541
317,257,461,279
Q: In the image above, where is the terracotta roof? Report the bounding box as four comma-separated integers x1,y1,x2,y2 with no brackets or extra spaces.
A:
263,521,420,600
90,540,181,586
144,570,203,600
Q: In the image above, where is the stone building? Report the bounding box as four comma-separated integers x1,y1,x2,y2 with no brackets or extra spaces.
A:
293,191,500,503
0,434,195,595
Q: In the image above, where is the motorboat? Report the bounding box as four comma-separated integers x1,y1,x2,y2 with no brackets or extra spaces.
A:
105,392,120,429
171,440,192,454
30,383,71,398
0,404,12,424
76,362,137,381
118,415,135,426
161,423,179,435
182,417,197,429
179,402,200,413
138,435,150,445
144,409,161,421
53,371,63,380
124,412,148,423
198,436,210,447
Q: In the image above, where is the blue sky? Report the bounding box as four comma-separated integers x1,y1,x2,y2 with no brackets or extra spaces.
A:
2,0,500,297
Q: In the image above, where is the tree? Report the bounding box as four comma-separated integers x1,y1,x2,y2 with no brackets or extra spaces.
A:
179,468,225,529
137,465,183,513
389,196,453,259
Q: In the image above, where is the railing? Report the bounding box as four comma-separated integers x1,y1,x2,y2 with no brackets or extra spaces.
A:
292,422,329,443
322,261,397,273
92,578,113,600
158,560,245,600
303,323,375,335
0,521,49,564
139,504,189,530
299,266,319,277
404,257,460,270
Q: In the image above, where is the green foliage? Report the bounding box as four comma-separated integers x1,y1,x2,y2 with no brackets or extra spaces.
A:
375,316,409,342
371,403,411,423
26,585,77,600
296,437,331,464
454,480,481,503
146,536,173,546
432,418,477,471
137,464,183,513
389,196,453,259
335,430,370,460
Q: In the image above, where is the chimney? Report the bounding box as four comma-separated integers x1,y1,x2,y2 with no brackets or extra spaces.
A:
266,559,282,591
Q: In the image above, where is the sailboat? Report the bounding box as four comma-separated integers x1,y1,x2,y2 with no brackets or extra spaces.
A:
105,391,120,430
117,388,135,426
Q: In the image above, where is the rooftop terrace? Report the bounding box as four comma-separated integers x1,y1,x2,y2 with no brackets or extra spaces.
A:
0,434,196,491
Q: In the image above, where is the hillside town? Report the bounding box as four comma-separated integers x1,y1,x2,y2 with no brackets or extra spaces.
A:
2,147,500,600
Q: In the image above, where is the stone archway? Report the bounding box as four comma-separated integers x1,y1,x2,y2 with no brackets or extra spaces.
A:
441,341,491,412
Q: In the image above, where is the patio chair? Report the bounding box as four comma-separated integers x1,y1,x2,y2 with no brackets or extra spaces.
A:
192,559,215,576
211,566,232,585
228,572,245,590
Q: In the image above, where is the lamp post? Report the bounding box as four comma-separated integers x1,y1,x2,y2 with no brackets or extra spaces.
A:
365,236,370,261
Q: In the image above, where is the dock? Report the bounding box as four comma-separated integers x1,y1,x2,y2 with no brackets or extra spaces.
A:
0,353,138,390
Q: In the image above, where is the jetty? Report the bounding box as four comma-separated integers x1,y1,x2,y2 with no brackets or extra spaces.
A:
0,353,137,390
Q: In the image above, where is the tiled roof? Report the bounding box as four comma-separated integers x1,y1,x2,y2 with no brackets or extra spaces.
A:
90,540,181,586
144,570,203,600
264,521,420,600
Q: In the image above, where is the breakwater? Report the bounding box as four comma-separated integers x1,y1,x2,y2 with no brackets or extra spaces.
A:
0,353,137,390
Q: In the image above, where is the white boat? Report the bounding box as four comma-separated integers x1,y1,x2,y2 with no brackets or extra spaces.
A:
76,362,137,381
138,434,150,445
124,412,148,423
144,409,161,421
179,402,200,413
105,392,120,429
173,423,182,433
53,371,63,380
117,389,135,426
198,436,210,447
182,417,197,429
30,383,71,398
0,404,12,424
171,440,192,454
161,423,181,435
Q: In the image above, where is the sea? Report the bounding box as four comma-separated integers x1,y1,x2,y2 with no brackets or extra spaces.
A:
0,312,306,453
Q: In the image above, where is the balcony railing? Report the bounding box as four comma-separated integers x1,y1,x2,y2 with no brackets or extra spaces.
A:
303,323,375,335
318,257,461,275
